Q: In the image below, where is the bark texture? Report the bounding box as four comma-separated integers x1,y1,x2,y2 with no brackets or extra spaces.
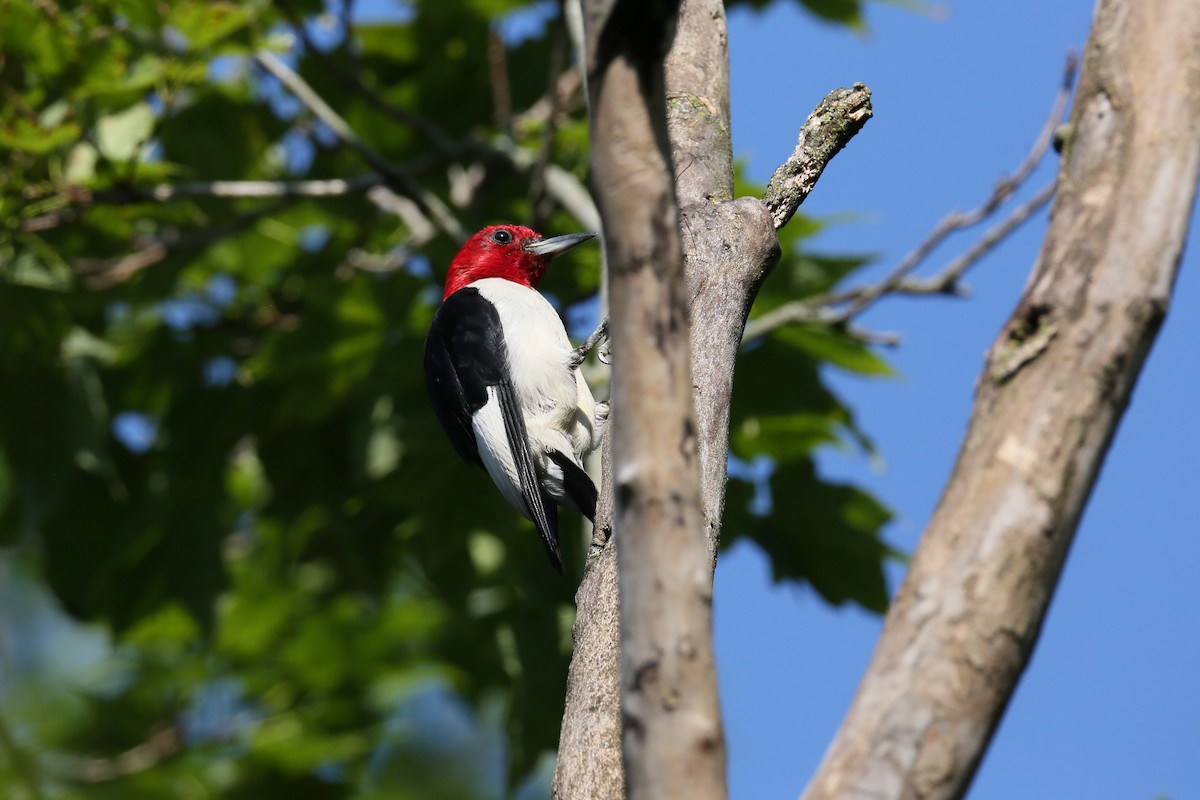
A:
801,3,1200,799
577,1,727,798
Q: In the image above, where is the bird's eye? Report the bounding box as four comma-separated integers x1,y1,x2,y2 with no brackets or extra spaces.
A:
491,228,513,245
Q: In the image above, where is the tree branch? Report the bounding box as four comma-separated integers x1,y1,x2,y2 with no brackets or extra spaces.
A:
283,8,460,154
72,201,290,289
898,180,1056,297
761,83,873,230
828,54,1076,323
744,55,1076,344
75,726,183,782
801,5,1200,798
253,51,466,242
144,176,382,200
741,180,1058,343
284,5,592,231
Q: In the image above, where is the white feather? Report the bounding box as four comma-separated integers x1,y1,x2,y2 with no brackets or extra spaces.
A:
469,278,601,516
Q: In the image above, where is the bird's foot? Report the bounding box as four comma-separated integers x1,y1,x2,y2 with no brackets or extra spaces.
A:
569,317,609,369
593,400,611,438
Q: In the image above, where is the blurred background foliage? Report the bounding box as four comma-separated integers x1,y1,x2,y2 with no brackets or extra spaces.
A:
0,0,899,796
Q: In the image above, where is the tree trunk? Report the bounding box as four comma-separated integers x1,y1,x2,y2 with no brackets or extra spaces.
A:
801,2,1200,798
575,0,729,797
553,0,781,796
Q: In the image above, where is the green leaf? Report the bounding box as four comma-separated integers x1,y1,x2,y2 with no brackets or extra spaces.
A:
778,251,874,300
725,460,897,612
733,413,845,461
776,323,896,375
0,116,81,154
169,0,258,51
0,248,72,292
96,102,156,161
800,0,864,26
65,141,99,182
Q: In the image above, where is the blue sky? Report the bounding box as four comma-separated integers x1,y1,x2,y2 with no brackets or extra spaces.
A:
716,2,1200,799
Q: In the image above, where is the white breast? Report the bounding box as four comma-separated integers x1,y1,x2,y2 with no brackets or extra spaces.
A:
472,277,599,463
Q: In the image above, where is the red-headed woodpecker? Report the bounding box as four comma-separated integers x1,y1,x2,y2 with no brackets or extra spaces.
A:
423,225,605,572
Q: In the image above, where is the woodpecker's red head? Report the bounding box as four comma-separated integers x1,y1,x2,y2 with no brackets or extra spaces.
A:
442,225,596,299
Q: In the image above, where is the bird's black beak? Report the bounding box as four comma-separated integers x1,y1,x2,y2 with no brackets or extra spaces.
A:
524,232,597,258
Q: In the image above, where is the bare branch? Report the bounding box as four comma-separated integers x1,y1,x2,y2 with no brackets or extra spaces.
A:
761,84,873,230
492,138,601,231
20,206,82,232
514,67,583,133
72,202,289,289
487,29,514,136
743,56,1076,344
527,23,570,228
899,180,1056,296
253,51,466,242
75,726,182,782
828,54,1077,323
19,176,380,234
283,9,458,154
742,180,1058,342
740,300,828,340
145,176,382,200
341,247,413,274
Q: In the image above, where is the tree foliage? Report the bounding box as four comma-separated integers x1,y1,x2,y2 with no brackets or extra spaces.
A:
0,1,893,796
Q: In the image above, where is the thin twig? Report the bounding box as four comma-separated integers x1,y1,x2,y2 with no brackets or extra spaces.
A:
528,21,569,228
36,147,596,239
830,53,1077,323
745,54,1078,343
342,247,413,274
253,51,465,242
488,29,513,137
283,10,459,154
20,206,81,232
744,181,1059,342
145,176,382,200
73,202,290,289
75,726,182,782
492,138,600,231
18,177,380,233
899,181,1057,296
514,67,583,132
741,301,829,342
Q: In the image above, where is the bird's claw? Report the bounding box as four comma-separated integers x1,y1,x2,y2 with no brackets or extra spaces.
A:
569,318,610,369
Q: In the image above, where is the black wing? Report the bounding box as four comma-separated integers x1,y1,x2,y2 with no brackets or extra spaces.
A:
423,288,564,571
424,288,493,465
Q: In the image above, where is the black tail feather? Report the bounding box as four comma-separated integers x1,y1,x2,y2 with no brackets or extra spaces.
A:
547,450,598,522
